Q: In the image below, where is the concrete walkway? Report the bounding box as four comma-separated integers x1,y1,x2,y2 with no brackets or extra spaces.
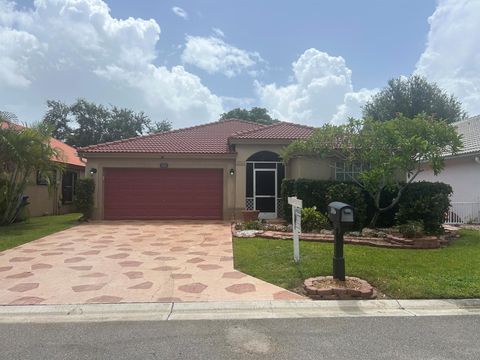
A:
0,221,303,305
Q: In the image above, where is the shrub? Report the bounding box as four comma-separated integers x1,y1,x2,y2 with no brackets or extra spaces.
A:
241,220,262,230
282,179,337,222
397,221,425,238
301,207,330,233
396,182,452,234
75,178,95,221
326,183,367,229
282,178,452,233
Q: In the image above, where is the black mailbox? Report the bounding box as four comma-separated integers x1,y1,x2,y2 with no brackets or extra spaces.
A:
328,201,354,281
328,201,354,226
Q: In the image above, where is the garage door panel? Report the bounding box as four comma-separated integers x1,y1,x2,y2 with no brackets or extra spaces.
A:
104,168,223,220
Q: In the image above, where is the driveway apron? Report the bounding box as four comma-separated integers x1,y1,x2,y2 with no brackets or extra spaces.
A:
0,221,303,305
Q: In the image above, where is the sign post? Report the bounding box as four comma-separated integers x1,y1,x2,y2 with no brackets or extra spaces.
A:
288,196,303,263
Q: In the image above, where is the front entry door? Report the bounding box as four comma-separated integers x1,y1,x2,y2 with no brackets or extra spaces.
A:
254,169,276,219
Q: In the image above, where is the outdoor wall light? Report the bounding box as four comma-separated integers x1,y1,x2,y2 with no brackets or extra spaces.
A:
229,168,235,176
89,168,97,175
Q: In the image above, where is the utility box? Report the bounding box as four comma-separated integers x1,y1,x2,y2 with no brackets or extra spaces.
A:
328,201,354,227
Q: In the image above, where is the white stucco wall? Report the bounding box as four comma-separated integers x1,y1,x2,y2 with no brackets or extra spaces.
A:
415,155,480,203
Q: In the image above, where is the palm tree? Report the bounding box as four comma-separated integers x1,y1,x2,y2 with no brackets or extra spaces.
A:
0,113,64,225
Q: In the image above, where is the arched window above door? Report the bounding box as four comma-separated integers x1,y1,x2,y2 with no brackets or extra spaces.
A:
247,151,281,162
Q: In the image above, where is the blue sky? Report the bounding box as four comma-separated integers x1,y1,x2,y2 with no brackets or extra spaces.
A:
108,0,435,102
1,0,479,127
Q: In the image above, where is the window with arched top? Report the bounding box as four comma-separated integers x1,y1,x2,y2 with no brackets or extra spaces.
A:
247,151,281,162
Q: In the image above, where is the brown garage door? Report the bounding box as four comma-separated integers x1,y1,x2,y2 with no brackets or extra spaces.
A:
104,168,223,220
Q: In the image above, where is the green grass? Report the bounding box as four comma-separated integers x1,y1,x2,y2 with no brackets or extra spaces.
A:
233,230,480,299
0,213,80,252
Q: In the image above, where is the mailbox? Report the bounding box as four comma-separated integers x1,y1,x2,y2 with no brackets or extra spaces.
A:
328,201,354,281
328,201,354,226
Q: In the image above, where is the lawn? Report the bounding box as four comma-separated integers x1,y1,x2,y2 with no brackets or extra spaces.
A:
233,230,480,299
0,213,80,252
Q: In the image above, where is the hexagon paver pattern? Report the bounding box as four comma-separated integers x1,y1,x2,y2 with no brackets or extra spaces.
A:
0,221,304,304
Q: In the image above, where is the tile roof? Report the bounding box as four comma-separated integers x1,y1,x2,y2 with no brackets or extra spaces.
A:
78,119,265,154
451,116,480,156
229,121,315,140
1,121,85,167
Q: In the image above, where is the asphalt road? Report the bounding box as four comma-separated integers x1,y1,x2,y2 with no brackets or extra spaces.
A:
1,316,479,359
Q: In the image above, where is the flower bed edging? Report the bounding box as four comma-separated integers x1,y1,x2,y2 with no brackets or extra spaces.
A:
232,223,458,249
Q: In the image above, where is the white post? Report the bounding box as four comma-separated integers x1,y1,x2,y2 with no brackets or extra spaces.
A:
288,196,302,263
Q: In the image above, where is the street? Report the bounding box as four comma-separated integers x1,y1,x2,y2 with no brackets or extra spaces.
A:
1,316,479,359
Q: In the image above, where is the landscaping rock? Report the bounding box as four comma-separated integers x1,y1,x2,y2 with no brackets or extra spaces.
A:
362,228,388,238
235,230,264,238
304,276,376,300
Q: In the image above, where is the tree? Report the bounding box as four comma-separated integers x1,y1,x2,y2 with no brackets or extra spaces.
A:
0,117,63,225
42,99,171,147
363,75,466,123
220,107,279,125
282,114,462,227
147,119,172,133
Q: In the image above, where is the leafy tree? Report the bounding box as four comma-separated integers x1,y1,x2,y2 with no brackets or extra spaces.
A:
147,119,172,133
282,114,462,227
363,75,466,123
0,117,63,225
42,99,171,147
42,100,72,140
220,107,279,125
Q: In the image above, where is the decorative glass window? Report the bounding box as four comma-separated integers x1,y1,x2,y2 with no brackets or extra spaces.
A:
334,161,364,181
62,171,78,204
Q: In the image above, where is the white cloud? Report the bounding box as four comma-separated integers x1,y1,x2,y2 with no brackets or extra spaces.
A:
182,35,263,78
212,27,225,38
0,0,223,126
255,48,376,125
172,6,188,20
415,0,480,116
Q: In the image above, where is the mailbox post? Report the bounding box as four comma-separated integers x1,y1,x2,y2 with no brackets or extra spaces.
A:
328,202,354,281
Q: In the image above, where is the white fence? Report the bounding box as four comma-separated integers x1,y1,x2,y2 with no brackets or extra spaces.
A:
445,202,480,224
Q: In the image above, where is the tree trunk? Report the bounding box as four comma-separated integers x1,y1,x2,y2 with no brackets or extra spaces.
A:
369,211,380,228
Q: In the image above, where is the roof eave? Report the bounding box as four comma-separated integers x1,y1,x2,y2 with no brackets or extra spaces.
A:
77,151,237,159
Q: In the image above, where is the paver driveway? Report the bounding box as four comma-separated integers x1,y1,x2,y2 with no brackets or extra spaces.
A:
0,221,303,305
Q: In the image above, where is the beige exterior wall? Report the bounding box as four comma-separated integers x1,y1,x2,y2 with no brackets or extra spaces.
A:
23,167,84,217
288,157,333,180
85,155,236,220
83,146,336,221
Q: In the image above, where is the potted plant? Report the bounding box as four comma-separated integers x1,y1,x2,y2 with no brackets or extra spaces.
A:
241,209,260,221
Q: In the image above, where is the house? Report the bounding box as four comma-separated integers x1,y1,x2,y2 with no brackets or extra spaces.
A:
415,115,480,223
78,119,353,221
1,121,86,216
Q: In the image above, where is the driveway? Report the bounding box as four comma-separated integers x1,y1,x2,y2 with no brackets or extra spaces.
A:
0,221,303,305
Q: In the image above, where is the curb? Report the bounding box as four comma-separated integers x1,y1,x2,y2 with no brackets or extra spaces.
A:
0,299,479,323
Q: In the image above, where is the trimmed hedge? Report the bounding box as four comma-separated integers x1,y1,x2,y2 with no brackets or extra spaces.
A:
282,179,452,233
396,182,452,233
75,178,95,221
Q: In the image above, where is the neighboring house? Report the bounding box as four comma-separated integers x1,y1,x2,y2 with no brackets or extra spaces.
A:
415,115,480,223
1,121,86,216
78,119,348,221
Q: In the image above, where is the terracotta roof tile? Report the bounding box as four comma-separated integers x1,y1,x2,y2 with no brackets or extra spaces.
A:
1,121,85,167
78,119,265,154
229,121,315,140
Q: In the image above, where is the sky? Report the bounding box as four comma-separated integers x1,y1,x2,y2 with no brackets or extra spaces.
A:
1,0,479,128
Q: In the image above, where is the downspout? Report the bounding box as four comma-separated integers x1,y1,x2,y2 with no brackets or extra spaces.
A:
475,156,480,165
